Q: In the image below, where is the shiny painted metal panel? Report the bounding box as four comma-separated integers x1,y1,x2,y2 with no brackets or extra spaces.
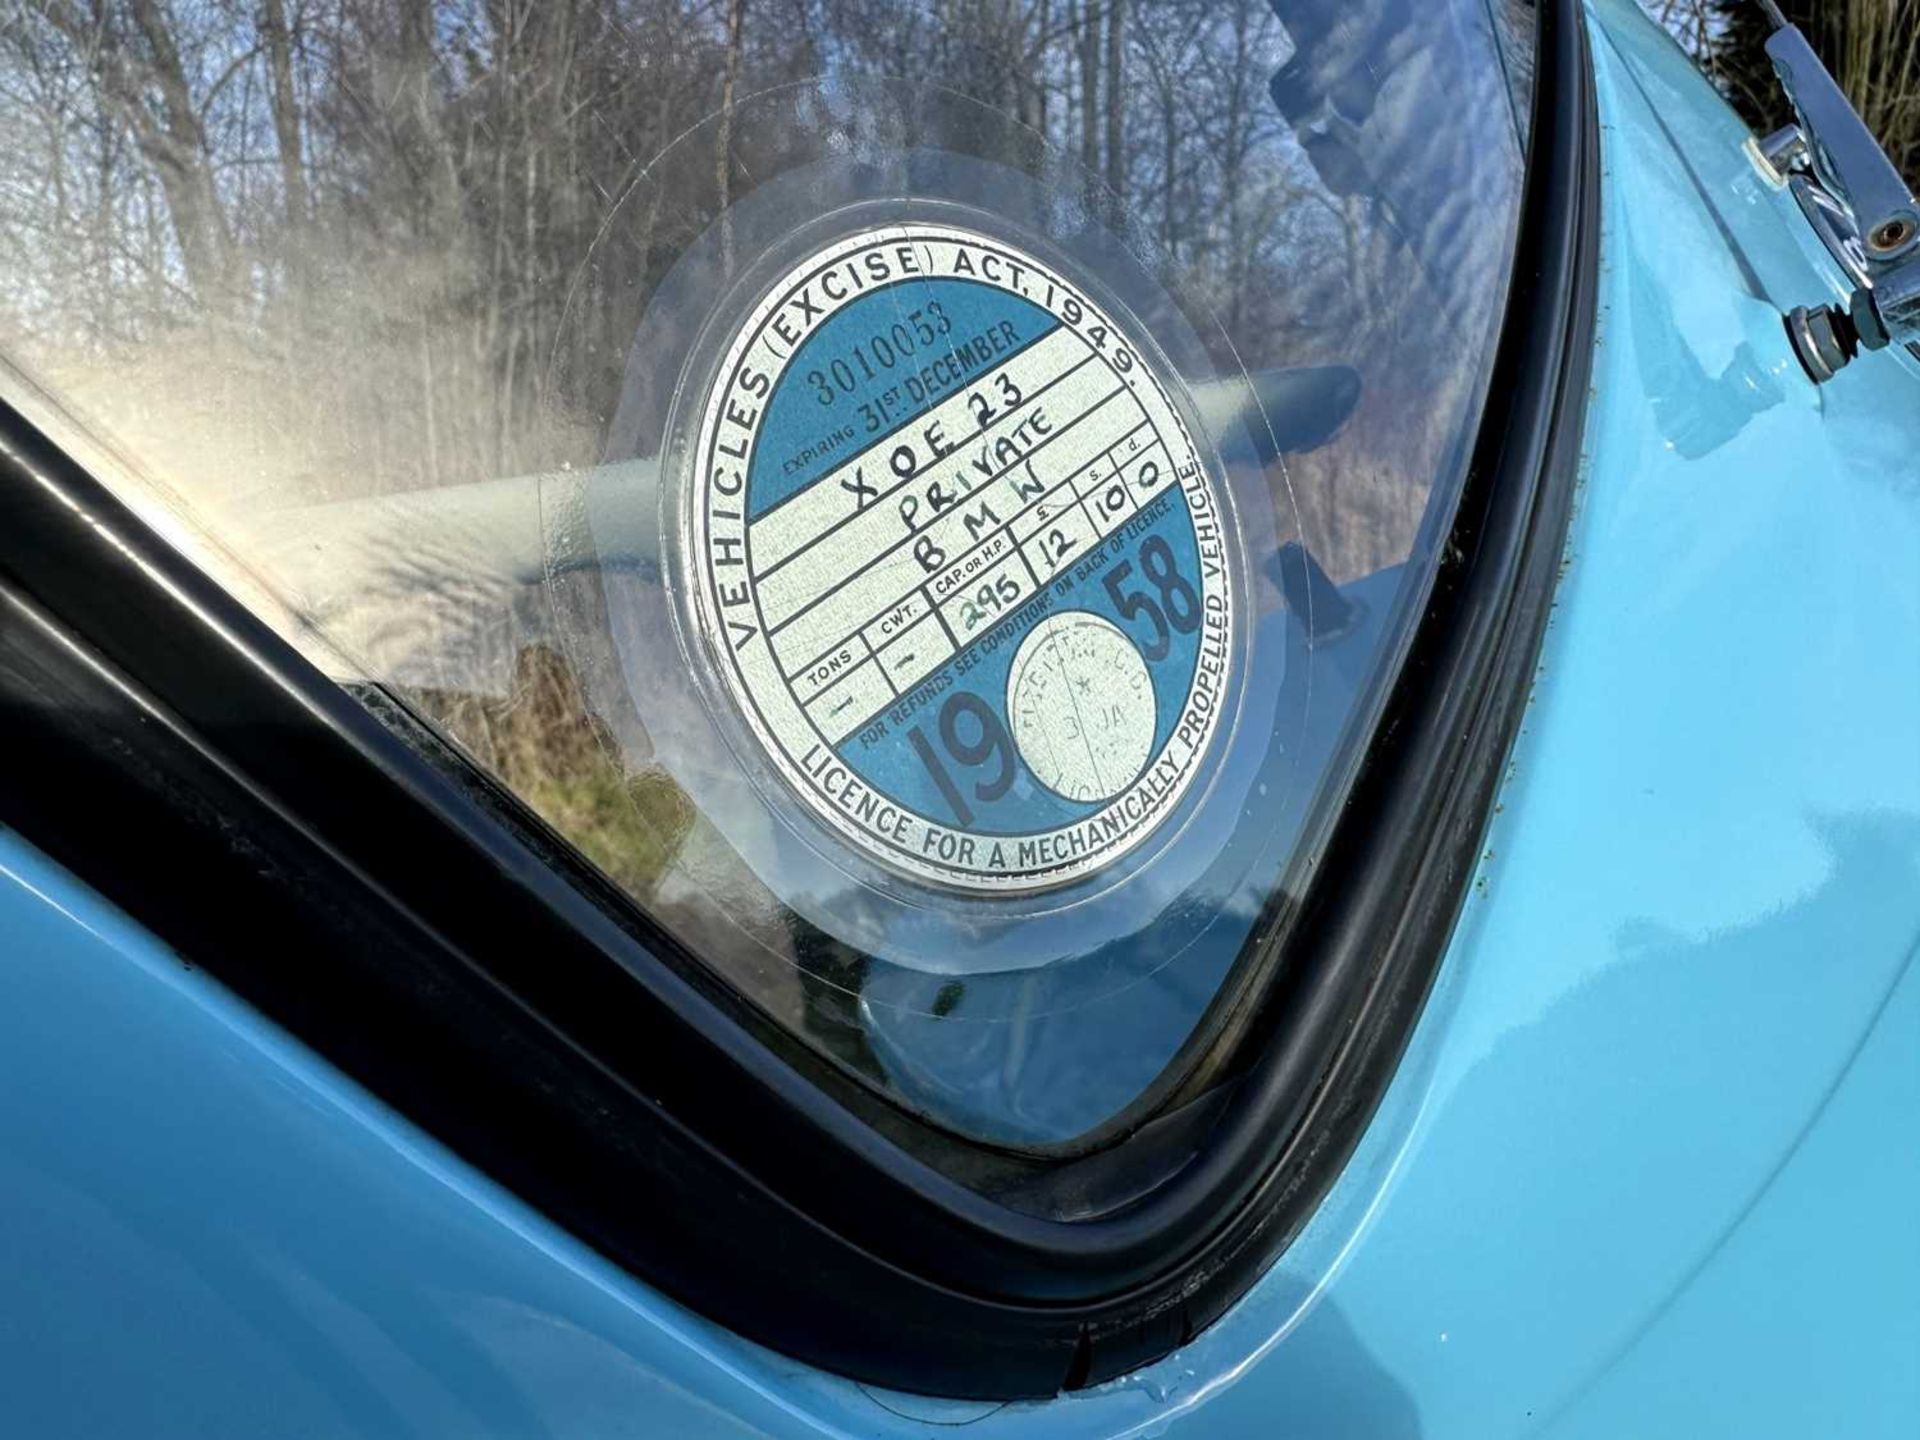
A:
0,1,1915,1435
0,833,787,1440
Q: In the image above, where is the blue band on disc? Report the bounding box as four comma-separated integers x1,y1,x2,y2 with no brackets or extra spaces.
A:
687,223,1235,893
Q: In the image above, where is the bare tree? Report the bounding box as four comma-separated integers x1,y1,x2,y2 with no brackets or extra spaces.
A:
716,0,748,270
1075,0,1099,175
30,0,234,301
1102,0,1123,200
259,0,308,230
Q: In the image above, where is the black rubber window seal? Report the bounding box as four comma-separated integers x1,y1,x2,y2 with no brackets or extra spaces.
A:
0,0,1596,1400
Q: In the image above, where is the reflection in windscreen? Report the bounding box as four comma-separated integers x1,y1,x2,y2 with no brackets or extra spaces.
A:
0,0,1531,1153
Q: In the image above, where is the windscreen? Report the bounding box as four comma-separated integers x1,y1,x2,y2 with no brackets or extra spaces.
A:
0,0,1533,1150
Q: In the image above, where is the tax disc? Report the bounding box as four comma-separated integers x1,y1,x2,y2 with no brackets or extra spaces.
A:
685,222,1236,893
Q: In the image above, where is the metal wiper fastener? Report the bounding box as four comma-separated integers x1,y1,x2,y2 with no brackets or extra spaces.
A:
1753,3,1920,382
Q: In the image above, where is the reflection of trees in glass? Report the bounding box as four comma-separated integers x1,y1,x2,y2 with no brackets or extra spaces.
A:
0,0,1529,1120
0,2,1469,560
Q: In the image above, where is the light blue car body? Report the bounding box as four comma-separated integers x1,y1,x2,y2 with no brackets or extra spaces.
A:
2,2,1915,1434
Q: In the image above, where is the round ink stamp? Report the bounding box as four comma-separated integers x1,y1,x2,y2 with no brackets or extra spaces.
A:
685,222,1236,893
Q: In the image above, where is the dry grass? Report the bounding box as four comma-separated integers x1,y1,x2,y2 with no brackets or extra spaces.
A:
408,647,697,902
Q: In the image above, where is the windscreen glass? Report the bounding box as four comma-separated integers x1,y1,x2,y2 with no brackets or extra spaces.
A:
0,0,1533,1150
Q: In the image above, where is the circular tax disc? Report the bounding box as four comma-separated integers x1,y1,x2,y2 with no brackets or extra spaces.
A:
1006,611,1156,804
686,221,1235,893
